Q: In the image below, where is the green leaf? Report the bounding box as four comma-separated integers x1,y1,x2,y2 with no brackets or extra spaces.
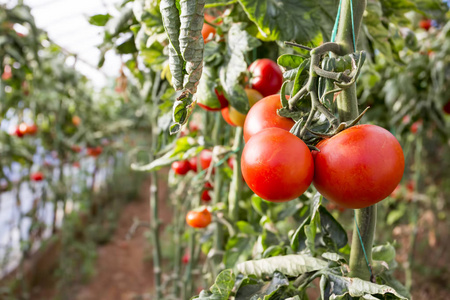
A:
323,273,408,300
219,23,261,114
224,236,252,269
277,54,305,70
236,254,328,277
236,221,257,235
89,14,112,26
372,243,396,264
318,206,348,249
235,271,291,300
193,269,235,300
116,37,138,54
196,66,220,109
290,216,310,252
291,59,310,97
238,0,321,43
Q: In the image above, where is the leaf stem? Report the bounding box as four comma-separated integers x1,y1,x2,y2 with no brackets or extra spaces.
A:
228,127,244,223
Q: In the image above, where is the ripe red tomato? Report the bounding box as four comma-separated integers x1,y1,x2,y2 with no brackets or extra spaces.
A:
443,101,450,114
200,149,213,170
410,120,422,134
197,89,228,111
202,14,217,43
172,160,191,175
186,208,212,228
87,146,102,157
419,19,431,31
313,124,405,209
248,59,283,97
221,107,236,126
243,94,295,142
201,182,213,202
188,157,198,173
72,115,81,126
241,128,314,202
71,145,82,153
72,162,80,168
182,253,190,264
30,172,44,182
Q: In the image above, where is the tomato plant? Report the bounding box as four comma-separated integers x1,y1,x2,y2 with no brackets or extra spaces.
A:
243,94,295,142
186,208,212,228
241,128,314,202
172,160,191,175
313,125,405,209
248,59,283,97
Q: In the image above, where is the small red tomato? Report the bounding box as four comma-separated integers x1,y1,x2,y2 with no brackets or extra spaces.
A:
72,115,81,126
443,101,450,114
227,156,235,170
30,172,44,182
182,253,190,264
313,124,404,209
172,160,191,175
419,19,432,31
72,162,80,168
25,124,37,135
241,128,314,202
200,149,213,170
186,208,212,228
221,107,237,126
188,157,198,173
87,146,102,157
71,145,82,153
201,189,212,202
410,120,422,134
243,94,295,142
248,59,283,97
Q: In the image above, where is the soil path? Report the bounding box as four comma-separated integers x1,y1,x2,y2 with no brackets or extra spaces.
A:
74,175,171,300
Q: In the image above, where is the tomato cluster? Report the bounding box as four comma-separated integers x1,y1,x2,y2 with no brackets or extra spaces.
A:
12,123,38,138
241,95,405,209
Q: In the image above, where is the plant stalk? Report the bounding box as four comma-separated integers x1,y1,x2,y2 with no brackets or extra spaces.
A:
228,127,243,222
333,0,375,281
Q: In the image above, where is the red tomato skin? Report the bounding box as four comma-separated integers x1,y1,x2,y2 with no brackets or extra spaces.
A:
188,157,198,173
241,128,314,202
182,253,190,264
172,160,191,175
201,189,212,202
248,59,283,97
200,149,213,170
25,124,37,135
197,89,229,111
186,208,212,228
30,172,44,182
313,124,405,209
419,19,431,31
243,94,295,142
410,120,422,134
221,107,237,126
202,14,217,43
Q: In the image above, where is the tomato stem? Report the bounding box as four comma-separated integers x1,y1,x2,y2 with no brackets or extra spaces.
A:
332,0,376,281
228,127,244,222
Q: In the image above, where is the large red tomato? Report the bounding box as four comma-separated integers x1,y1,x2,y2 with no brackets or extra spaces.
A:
241,128,314,202
313,124,405,209
243,94,295,142
248,59,283,97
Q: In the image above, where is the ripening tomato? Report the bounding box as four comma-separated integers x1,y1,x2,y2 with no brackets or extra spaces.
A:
443,101,450,114
221,107,236,126
200,149,213,170
72,115,81,126
71,145,82,153
241,128,314,202
30,172,44,182
243,94,295,142
313,124,405,209
72,162,80,168
228,89,264,127
248,59,283,97
1,65,12,80
188,157,198,173
202,14,218,43
201,189,212,202
197,89,228,111
419,19,431,31
186,208,212,228
25,124,37,135
172,160,191,175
